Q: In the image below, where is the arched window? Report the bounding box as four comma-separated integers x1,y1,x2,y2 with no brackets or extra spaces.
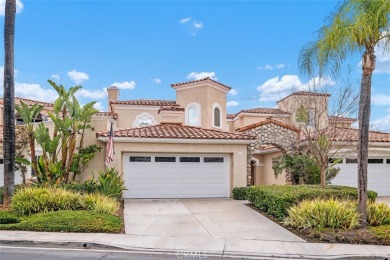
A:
212,104,222,128
186,103,200,126
132,112,157,128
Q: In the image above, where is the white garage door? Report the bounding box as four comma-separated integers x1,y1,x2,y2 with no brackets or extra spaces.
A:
332,158,390,196
123,154,229,198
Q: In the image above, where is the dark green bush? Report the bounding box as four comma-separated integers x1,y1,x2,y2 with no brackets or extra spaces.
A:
247,185,378,220
0,210,122,233
0,210,20,224
232,187,248,200
58,168,126,201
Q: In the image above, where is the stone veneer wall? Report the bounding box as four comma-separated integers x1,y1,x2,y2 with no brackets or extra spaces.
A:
242,123,300,185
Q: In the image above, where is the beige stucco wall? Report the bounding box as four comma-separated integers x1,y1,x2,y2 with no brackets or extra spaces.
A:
253,151,287,185
112,106,162,129
233,115,269,130
277,94,329,130
175,84,228,130
93,141,249,195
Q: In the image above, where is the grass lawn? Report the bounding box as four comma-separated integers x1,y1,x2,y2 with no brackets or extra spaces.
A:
0,210,123,233
248,204,390,245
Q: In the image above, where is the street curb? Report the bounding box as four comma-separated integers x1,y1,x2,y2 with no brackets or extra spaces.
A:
1,240,388,260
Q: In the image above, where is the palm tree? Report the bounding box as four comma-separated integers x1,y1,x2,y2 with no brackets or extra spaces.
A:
2,0,17,206
15,101,44,173
298,0,390,226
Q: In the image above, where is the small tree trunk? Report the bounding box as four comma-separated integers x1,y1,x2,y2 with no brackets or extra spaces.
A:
2,0,16,207
320,165,326,187
357,47,375,227
29,133,37,173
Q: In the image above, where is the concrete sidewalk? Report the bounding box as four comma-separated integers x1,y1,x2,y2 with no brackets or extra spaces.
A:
0,230,389,259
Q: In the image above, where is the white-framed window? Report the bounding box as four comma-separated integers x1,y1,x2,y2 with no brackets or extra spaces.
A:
132,112,157,128
308,108,316,127
212,103,222,128
186,103,201,126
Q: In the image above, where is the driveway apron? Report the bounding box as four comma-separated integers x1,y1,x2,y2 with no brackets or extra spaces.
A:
124,198,304,242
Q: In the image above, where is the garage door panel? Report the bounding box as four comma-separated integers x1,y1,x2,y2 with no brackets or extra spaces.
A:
332,161,390,196
123,154,229,198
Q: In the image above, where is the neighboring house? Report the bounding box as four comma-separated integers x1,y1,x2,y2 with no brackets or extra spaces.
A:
0,97,54,185
1,78,389,196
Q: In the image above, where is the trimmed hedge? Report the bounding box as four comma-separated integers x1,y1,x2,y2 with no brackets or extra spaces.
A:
0,210,20,224
247,185,378,220
232,187,248,200
0,210,122,233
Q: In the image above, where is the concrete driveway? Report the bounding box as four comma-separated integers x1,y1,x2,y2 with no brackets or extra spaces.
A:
124,199,304,242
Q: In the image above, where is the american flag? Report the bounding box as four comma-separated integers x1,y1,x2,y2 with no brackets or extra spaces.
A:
105,120,114,166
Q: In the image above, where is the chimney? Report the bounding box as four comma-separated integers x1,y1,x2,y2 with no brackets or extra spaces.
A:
107,86,119,112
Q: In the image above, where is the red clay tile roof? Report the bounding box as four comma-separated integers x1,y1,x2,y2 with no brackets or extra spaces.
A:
277,91,330,103
93,112,118,117
0,97,54,108
226,113,236,119
236,119,300,133
96,124,255,140
111,99,176,106
329,116,357,122
240,108,289,115
171,77,232,90
158,106,185,113
333,128,390,143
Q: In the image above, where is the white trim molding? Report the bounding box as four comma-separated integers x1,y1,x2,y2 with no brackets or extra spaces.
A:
132,112,157,127
212,103,222,129
98,137,253,145
185,102,201,127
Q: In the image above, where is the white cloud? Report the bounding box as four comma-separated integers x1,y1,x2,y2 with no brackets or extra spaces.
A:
68,69,89,84
187,71,217,80
372,94,390,105
0,0,24,16
275,64,286,69
93,102,104,112
51,74,60,81
372,114,390,132
180,17,203,36
151,78,162,84
193,21,203,29
227,101,239,107
0,66,58,102
257,63,286,71
179,17,191,24
75,88,106,99
229,89,238,96
257,75,336,101
111,81,136,90
374,50,390,74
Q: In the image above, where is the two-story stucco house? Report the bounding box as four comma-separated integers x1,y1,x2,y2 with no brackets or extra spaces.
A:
1,77,390,196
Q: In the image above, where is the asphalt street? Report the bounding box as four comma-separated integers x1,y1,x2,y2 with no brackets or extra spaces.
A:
0,245,230,260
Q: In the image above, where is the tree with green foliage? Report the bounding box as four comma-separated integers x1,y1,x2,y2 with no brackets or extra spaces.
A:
298,0,390,226
2,0,16,206
15,101,44,173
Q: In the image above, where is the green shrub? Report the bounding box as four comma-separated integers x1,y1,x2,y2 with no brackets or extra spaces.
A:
367,202,390,226
11,187,84,215
284,198,360,230
232,187,248,200
246,185,377,219
83,193,120,215
11,186,120,216
0,210,122,233
0,210,20,224
58,168,126,201
370,225,390,244
95,168,126,200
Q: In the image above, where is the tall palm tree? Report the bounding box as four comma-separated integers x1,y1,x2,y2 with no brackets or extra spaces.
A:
299,0,390,226
2,0,16,206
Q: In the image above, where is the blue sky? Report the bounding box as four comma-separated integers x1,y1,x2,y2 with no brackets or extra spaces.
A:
1,0,390,131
